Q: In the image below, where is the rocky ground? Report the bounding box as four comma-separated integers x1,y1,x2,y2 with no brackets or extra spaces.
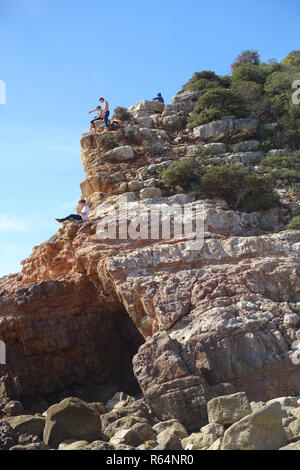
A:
0,391,300,450
0,90,300,450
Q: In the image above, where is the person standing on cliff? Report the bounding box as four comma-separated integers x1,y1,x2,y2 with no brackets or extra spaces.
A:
55,200,90,224
99,97,110,131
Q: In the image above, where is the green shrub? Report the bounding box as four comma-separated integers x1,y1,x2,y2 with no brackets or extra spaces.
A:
114,106,131,121
231,80,271,121
232,63,267,85
278,169,300,184
192,163,279,212
260,151,300,170
282,50,300,67
260,155,290,169
287,215,300,229
98,134,118,149
183,70,220,92
160,157,202,190
188,87,246,127
292,305,300,314
183,49,300,138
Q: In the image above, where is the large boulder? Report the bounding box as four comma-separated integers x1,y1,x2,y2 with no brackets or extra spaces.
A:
43,397,102,449
172,91,202,103
193,118,258,143
133,332,208,432
140,187,162,199
3,415,45,438
207,392,252,425
3,400,26,417
128,100,165,115
104,415,148,439
163,102,195,116
221,403,288,450
162,115,186,131
102,146,136,163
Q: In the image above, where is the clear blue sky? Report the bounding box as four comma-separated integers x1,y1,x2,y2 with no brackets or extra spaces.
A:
0,0,299,276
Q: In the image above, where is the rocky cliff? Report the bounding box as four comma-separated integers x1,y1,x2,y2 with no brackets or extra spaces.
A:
0,87,300,433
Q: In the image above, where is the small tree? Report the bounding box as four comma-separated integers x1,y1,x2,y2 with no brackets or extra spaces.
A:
231,50,261,72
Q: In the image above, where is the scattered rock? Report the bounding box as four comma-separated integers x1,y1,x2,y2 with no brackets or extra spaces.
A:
102,146,136,163
207,392,252,425
104,415,148,439
3,415,45,438
10,442,49,450
140,187,162,199
0,421,18,450
43,397,102,449
221,403,288,450
3,401,26,417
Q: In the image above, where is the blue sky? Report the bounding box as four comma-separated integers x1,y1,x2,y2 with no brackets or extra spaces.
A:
0,0,299,276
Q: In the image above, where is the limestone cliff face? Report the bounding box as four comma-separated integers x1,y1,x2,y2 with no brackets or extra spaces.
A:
0,93,300,425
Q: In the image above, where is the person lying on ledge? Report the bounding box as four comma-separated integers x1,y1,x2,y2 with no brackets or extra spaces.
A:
88,105,104,131
55,200,90,223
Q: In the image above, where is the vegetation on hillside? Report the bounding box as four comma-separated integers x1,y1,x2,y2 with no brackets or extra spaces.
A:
184,50,300,149
160,159,279,212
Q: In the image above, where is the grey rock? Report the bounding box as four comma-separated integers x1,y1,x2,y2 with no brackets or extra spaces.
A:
193,118,258,143
221,403,287,450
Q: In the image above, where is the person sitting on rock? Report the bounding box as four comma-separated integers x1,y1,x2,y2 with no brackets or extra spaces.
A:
153,92,164,103
88,105,104,131
55,200,90,224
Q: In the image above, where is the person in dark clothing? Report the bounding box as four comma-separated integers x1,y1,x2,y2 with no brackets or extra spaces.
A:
153,93,164,103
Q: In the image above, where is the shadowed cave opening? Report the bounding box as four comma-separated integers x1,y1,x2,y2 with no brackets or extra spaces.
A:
7,305,145,414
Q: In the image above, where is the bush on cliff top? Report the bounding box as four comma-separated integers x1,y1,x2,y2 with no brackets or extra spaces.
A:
188,87,246,127
184,49,300,147
114,106,131,121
